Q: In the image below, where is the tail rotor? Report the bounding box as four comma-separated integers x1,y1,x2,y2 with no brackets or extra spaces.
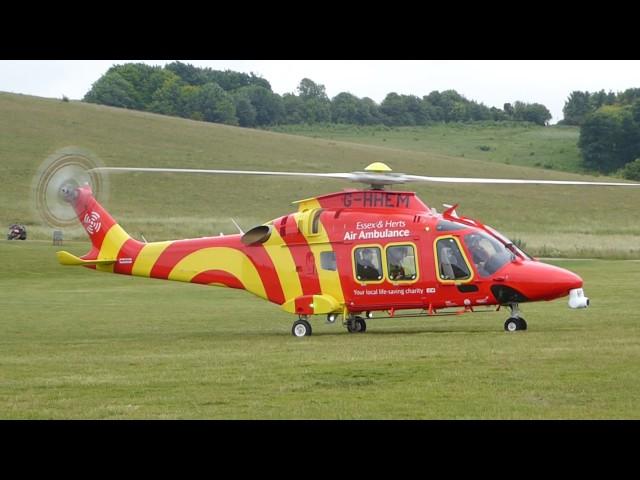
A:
32,147,110,232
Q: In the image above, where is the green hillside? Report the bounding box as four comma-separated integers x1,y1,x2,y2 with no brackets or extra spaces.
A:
1,92,639,258
269,122,584,173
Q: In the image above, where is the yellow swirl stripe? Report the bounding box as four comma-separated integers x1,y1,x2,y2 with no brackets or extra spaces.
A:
167,247,267,300
96,224,130,273
294,203,345,305
262,227,303,302
131,241,173,277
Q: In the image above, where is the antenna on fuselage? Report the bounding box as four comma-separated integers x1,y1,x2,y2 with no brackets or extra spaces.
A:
230,218,245,235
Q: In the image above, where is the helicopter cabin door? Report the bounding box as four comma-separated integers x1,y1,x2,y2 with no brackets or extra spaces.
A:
433,235,483,307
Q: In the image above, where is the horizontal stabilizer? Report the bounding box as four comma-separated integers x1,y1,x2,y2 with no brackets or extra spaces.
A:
56,251,116,266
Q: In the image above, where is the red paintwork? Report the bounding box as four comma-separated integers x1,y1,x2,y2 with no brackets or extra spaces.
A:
310,190,583,313
70,185,584,314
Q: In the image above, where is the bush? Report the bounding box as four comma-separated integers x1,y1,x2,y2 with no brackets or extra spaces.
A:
621,158,640,180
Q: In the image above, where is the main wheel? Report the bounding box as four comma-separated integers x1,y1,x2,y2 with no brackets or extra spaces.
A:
292,319,312,337
504,317,527,332
347,317,366,333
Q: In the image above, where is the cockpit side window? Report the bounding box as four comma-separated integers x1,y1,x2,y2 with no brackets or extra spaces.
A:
463,231,514,277
435,237,472,281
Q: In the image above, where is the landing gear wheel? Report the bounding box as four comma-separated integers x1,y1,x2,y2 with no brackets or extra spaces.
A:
504,317,527,332
347,316,366,333
292,319,312,337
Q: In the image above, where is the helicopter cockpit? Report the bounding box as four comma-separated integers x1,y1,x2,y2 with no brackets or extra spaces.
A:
462,230,515,277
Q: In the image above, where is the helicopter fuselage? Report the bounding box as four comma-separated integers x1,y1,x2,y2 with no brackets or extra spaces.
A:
65,186,584,319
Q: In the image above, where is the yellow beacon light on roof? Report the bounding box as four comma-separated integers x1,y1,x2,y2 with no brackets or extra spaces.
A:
364,162,392,173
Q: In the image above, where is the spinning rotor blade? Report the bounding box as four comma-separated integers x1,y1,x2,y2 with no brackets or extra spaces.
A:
90,167,353,180
90,164,640,188
33,147,109,229
403,175,640,187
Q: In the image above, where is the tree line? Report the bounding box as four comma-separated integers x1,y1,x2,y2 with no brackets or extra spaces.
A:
563,89,640,178
83,62,552,128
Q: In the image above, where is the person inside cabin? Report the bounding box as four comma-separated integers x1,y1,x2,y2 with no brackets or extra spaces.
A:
356,248,382,281
388,246,415,281
467,234,490,266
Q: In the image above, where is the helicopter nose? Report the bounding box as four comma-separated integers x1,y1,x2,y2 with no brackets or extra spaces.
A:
497,261,583,302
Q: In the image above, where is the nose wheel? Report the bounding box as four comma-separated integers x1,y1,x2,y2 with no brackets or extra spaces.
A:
504,317,527,332
504,303,527,332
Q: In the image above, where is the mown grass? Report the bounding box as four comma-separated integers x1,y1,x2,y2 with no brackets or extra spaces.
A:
1,92,639,259
269,122,585,173
1,241,639,419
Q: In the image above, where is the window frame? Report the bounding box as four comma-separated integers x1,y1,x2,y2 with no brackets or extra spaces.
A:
433,235,475,284
384,242,420,284
352,244,385,284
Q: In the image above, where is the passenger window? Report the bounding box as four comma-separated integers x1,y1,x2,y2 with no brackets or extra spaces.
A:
354,247,383,281
386,245,417,281
320,251,337,271
436,237,471,281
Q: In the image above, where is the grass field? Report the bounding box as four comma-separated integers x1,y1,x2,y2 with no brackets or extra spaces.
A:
269,122,585,173
2,92,640,258
1,240,639,419
1,92,639,419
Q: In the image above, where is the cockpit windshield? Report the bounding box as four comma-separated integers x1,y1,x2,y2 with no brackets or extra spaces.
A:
463,231,515,277
484,226,533,261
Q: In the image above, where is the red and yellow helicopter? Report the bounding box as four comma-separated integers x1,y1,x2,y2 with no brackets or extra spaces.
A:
40,157,640,336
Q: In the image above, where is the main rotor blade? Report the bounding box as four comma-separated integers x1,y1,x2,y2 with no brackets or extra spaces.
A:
89,167,640,187
90,167,353,180
403,175,640,187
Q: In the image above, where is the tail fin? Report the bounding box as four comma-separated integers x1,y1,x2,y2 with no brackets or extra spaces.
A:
57,185,141,269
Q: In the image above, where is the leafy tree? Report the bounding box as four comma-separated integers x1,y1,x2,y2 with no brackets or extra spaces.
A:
513,101,552,126
235,85,283,125
360,97,383,124
232,91,257,127
194,82,238,125
563,91,592,125
165,61,208,86
380,92,413,125
617,88,640,105
579,105,640,173
83,71,141,109
300,98,331,123
297,78,328,101
179,85,204,120
437,90,465,122
282,93,304,124
503,103,514,118
490,106,508,121
331,92,362,124
405,95,431,125
467,101,491,121
331,92,383,125
621,158,640,180
590,89,616,109
294,78,331,123
148,71,185,116
107,63,171,107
